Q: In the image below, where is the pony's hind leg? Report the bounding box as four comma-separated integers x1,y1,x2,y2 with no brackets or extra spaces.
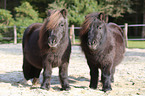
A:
31,67,42,87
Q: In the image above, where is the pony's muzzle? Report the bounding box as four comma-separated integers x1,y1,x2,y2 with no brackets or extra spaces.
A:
87,40,98,50
48,36,58,48
88,40,96,45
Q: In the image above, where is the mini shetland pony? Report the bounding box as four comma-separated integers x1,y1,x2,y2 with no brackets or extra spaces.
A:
22,9,71,90
80,12,125,92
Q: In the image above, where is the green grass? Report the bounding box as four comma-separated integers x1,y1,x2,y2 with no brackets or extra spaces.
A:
75,39,80,44
128,41,145,49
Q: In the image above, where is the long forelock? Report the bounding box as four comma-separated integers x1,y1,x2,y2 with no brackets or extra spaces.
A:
45,10,63,30
80,16,95,36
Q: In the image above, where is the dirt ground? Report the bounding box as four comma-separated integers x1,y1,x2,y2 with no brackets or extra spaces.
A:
0,44,145,96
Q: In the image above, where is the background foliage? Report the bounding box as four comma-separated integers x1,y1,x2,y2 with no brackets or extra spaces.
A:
48,0,133,26
102,0,134,17
14,2,42,38
0,9,14,39
0,0,145,43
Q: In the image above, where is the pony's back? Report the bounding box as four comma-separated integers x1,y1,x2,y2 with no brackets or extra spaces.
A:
107,23,126,65
108,23,124,44
22,23,42,48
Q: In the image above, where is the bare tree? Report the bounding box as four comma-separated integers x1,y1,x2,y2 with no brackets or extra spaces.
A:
4,0,6,9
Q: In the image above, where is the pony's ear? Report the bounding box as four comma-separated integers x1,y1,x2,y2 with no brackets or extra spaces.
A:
98,13,108,23
47,10,52,17
85,14,89,19
60,9,67,18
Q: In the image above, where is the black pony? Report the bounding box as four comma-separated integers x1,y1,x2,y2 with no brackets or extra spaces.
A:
22,9,71,90
80,12,125,92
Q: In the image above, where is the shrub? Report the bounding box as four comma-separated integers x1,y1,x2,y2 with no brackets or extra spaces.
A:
0,9,15,40
14,2,43,38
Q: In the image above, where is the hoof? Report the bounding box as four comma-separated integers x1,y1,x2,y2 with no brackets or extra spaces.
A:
19,78,32,85
31,84,40,89
111,78,114,83
41,84,50,90
111,80,114,83
31,78,40,88
32,78,40,85
60,86,71,91
102,87,112,92
89,85,97,89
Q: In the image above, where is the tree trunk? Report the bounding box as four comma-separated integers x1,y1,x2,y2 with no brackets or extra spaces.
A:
4,0,6,9
142,0,145,38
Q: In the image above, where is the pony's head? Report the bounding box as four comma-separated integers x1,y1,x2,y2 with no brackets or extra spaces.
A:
39,9,68,49
80,12,108,50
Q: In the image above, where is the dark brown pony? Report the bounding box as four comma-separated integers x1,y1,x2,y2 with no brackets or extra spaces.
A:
22,9,71,90
80,12,125,92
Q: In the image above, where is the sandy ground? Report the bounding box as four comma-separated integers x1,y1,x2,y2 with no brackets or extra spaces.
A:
0,44,145,96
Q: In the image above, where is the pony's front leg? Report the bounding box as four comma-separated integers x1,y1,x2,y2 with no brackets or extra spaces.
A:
87,59,99,89
101,63,113,92
89,66,99,89
41,63,52,90
59,62,70,91
111,67,115,83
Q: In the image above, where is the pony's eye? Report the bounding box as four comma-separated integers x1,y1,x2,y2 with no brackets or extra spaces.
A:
98,27,101,29
60,24,64,27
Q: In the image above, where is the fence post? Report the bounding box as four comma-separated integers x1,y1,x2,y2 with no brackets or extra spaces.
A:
70,25,75,44
14,25,17,44
124,23,128,47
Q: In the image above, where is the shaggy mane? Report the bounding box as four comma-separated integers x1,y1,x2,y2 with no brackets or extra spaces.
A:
80,13,100,36
38,10,63,51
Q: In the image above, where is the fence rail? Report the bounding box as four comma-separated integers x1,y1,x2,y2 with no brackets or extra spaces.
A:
0,23,145,47
68,24,145,29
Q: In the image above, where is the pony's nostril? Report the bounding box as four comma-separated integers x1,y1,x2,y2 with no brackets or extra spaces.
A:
53,39,56,43
88,42,91,45
92,40,96,44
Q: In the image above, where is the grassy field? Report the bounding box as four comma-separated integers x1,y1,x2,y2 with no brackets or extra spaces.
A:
128,41,145,49
74,39,145,49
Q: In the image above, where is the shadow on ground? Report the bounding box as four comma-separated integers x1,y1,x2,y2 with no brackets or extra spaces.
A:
0,71,89,90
